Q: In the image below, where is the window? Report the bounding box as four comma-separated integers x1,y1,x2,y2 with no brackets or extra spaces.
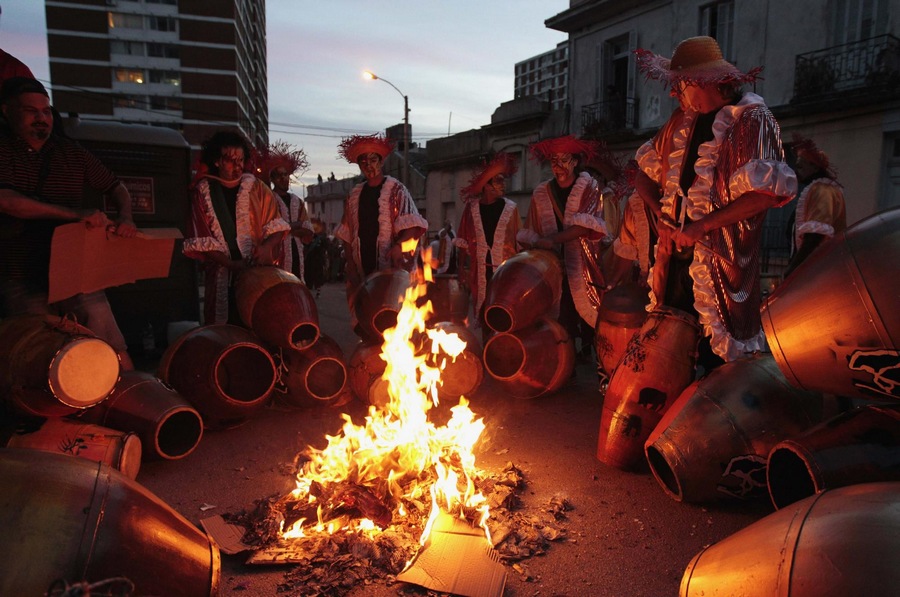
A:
148,16,177,32
114,95,144,108
114,68,145,83
699,1,734,62
830,0,889,45
150,96,182,111
110,40,144,55
108,12,143,29
147,43,179,59
149,69,181,86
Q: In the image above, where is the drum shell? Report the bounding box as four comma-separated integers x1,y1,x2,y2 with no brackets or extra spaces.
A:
0,449,219,597
347,341,391,408
157,324,276,430
483,317,574,399
761,208,900,400
644,353,824,503
680,482,900,597
0,315,120,418
352,268,413,342
483,249,563,333
767,403,900,509
427,321,483,400
78,370,203,461
4,418,142,480
234,266,319,350
425,274,469,324
594,283,650,376
597,307,699,470
279,334,348,407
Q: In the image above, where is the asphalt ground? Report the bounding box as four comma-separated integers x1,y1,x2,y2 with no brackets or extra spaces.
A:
136,280,773,597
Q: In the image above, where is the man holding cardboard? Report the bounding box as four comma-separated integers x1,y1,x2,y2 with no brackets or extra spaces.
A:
0,77,136,369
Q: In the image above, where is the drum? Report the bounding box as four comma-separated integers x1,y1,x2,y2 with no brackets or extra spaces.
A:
483,249,563,333
0,314,120,418
347,341,391,409
78,370,203,461
424,274,469,324
762,207,900,400
157,324,276,430
352,268,413,342
644,353,824,503
597,307,699,470
767,403,900,509
0,449,219,597
681,482,900,597
279,334,349,407
4,418,142,480
427,321,483,400
483,317,575,399
234,266,319,350
594,283,650,378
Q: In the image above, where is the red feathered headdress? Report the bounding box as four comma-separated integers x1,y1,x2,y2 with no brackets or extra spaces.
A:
256,141,309,185
529,135,600,165
792,133,836,178
461,152,519,200
636,36,762,89
338,134,394,164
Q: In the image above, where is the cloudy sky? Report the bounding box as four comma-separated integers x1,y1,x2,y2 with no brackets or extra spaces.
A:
1,0,568,192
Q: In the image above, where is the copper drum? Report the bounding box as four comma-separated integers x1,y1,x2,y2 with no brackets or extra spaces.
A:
0,449,219,596
483,249,563,333
352,268,413,342
347,341,391,408
78,370,203,461
594,282,650,377
158,324,276,430
767,403,900,509
4,418,142,480
761,208,900,401
597,307,700,470
681,482,900,597
427,321,484,400
235,265,319,350
279,334,348,407
483,317,575,399
644,353,825,503
0,314,120,418
424,274,469,324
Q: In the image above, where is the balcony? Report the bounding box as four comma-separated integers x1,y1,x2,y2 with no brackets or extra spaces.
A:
793,34,900,103
581,96,638,137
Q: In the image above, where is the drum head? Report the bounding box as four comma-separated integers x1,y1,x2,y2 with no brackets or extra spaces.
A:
49,337,120,408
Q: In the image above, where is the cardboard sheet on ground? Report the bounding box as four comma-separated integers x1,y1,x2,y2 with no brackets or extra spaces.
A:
49,223,181,303
396,512,507,597
200,515,254,555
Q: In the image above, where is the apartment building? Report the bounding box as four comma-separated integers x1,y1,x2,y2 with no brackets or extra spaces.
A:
514,41,569,111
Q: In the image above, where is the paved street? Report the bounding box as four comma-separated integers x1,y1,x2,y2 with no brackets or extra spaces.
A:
137,281,771,597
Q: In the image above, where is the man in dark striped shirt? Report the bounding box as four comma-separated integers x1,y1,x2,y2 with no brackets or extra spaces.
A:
0,77,136,369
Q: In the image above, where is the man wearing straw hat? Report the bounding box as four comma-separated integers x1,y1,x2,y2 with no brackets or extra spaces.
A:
258,141,315,283
633,36,797,368
334,133,427,290
518,135,608,354
784,133,846,277
455,152,521,335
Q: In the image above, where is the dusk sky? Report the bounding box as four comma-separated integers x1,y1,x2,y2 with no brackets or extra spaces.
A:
1,0,569,194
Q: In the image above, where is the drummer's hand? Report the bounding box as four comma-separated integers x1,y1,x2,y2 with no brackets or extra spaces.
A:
672,221,703,251
79,209,112,229
112,215,138,238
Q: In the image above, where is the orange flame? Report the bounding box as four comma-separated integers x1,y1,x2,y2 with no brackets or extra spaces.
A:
284,261,490,544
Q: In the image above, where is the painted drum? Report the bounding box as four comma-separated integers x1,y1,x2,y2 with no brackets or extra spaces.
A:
352,268,413,343
594,282,650,378
762,207,900,401
483,249,563,333
426,320,484,400
597,307,699,470
234,265,319,351
278,333,349,407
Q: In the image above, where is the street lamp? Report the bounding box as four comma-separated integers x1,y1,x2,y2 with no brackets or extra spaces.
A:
363,70,409,188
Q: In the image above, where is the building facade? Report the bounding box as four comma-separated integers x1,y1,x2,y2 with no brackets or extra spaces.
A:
44,0,268,151
515,41,569,111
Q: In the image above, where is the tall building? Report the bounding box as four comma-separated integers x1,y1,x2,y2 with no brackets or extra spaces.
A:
514,41,568,111
44,0,268,151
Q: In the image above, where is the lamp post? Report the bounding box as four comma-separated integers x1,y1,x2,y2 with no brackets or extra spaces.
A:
363,71,409,189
